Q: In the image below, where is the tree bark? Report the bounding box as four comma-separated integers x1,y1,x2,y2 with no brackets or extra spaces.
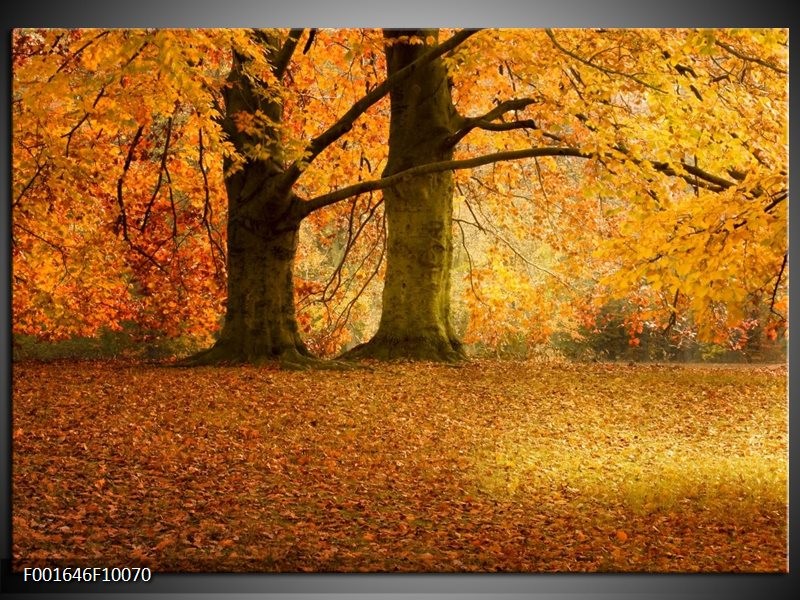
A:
344,29,465,361
185,36,310,365
192,185,310,365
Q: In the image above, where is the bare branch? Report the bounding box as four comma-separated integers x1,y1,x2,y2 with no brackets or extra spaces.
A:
662,289,681,335
62,85,106,157
458,213,573,291
454,217,488,306
115,125,145,242
62,39,146,156
769,252,788,321
13,160,48,207
120,39,150,70
320,212,387,346
48,30,110,82
115,125,168,274
321,196,384,304
63,113,89,157
13,222,69,272
160,163,177,241
198,127,227,280
140,117,174,232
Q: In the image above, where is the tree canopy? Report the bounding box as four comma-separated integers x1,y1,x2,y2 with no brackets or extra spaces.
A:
12,28,788,360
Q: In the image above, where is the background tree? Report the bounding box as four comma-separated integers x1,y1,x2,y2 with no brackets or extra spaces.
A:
12,30,237,344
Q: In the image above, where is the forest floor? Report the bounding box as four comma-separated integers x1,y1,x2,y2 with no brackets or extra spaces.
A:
12,359,787,572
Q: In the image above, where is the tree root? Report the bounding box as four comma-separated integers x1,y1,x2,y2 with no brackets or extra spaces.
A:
339,334,467,363
179,333,466,368
177,343,237,367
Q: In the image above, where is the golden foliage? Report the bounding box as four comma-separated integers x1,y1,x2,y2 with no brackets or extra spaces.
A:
12,28,788,353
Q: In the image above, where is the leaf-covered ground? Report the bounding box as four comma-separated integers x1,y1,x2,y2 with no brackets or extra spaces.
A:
12,360,787,572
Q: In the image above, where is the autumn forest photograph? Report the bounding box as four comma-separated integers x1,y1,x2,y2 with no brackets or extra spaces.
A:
10,28,788,573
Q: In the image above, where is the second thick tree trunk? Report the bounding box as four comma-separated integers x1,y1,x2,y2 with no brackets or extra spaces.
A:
345,29,465,361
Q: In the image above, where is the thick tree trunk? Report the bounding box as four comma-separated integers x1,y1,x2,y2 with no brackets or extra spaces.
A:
345,29,465,361
186,35,311,366
186,174,312,366
189,192,310,364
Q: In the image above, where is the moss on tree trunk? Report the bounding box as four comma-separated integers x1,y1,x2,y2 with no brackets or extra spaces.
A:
189,212,310,365
344,29,465,362
185,35,311,366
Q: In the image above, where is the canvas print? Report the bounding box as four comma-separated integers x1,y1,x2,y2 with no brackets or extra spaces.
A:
11,28,787,573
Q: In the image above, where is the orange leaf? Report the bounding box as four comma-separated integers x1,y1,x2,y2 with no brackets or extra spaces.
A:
154,537,174,551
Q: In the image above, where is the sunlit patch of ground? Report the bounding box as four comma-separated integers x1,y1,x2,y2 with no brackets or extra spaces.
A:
12,360,787,572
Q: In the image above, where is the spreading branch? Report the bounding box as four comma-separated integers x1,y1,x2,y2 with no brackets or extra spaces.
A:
299,146,589,217
545,29,664,93
571,114,737,192
271,28,305,79
281,28,480,187
650,159,736,192
446,98,538,147
715,39,787,75
607,138,737,192
299,118,776,230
